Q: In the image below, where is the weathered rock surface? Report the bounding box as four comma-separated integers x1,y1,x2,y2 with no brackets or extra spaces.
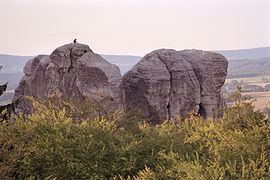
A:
13,44,228,123
122,49,228,124
13,43,123,114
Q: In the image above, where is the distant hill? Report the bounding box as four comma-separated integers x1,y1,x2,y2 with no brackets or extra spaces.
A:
212,47,270,79
0,54,32,73
0,54,32,90
227,57,270,78
215,47,270,59
100,54,141,74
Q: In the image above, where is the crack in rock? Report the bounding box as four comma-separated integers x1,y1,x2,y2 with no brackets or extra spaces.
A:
157,53,172,120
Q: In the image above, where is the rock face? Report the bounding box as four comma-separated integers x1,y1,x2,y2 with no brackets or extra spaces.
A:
13,43,123,114
122,49,228,124
14,44,228,124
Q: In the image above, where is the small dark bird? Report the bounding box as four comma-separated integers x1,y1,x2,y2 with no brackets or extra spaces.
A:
73,39,77,43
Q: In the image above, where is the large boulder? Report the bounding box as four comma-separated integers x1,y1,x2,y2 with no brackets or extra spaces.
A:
122,49,228,124
13,43,123,114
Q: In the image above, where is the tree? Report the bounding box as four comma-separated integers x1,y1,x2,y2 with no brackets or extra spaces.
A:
0,65,15,122
263,107,270,115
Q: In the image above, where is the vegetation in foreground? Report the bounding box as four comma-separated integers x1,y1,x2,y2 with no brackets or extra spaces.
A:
0,90,270,179
223,77,270,112
0,65,16,121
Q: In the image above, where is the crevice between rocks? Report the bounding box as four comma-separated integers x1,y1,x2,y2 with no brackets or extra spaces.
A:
167,71,172,119
157,53,172,120
67,47,89,100
198,103,205,118
68,47,74,73
66,47,82,99
181,55,203,117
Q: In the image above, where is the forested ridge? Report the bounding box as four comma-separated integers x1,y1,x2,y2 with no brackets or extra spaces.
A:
0,89,270,179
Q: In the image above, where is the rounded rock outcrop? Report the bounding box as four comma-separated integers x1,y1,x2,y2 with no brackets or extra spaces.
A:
13,43,123,114
122,49,228,124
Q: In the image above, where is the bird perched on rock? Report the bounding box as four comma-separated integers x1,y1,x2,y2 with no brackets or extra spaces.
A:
73,39,77,43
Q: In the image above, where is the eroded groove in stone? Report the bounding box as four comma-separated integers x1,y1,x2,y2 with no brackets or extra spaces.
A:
122,52,171,124
157,53,173,120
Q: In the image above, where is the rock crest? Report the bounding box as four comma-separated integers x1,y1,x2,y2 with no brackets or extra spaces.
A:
13,43,122,114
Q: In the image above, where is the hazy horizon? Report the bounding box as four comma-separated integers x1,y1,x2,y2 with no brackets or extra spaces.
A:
0,0,269,56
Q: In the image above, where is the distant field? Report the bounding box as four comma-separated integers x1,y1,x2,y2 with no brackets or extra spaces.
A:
226,76,270,83
0,91,14,105
241,92,270,111
225,76,270,111
227,92,270,111
247,82,270,88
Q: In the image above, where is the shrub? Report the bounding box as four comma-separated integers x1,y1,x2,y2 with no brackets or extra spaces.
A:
0,91,269,179
0,65,16,122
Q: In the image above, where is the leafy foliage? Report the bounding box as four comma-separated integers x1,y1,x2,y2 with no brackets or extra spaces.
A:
0,90,270,179
0,65,16,122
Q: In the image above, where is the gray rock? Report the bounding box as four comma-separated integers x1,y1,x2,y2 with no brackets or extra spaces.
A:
13,55,50,114
13,44,227,123
178,50,228,118
13,43,123,114
122,49,228,124
122,52,171,124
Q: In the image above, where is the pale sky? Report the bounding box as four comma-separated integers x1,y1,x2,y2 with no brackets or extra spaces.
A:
0,0,269,56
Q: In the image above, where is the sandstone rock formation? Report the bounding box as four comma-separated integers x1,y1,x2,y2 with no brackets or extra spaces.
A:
14,44,228,124
122,49,228,124
13,43,123,114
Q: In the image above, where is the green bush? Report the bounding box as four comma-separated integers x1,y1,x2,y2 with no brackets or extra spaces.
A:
0,91,270,179
0,65,16,121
